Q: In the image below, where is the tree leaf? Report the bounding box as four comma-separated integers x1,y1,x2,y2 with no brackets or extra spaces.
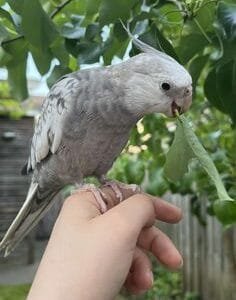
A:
21,0,58,52
30,45,52,75
61,17,86,39
204,67,228,114
3,39,28,101
216,60,236,124
77,41,103,64
165,115,234,201
99,0,138,26
85,23,100,41
86,0,101,17
176,34,208,64
138,24,179,62
164,120,195,181
217,1,236,40
0,48,11,67
103,36,128,65
0,23,9,43
50,37,69,67
47,65,71,88
191,0,216,34
165,115,236,224
214,200,236,225
205,60,236,124
7,0,24,14
179,115,233,201
189,55,209,90
0,7,14,24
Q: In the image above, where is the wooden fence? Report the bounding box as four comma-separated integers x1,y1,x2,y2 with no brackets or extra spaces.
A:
0,117,34,264
161,194,236,300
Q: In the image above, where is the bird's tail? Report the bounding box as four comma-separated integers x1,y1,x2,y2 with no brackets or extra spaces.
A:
0,182,59,257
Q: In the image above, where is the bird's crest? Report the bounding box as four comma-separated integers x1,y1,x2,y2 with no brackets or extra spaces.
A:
120,20,175,63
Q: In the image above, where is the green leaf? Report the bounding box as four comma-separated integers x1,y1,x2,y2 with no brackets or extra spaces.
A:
189,55,209,89
77,41,103,64
30,45,52,75
216,60,236,124
61,17,85,39
205,61,236,124
191,0,216,34
204,67,228,114
179,115,232,201
217,1,236,40
50,37,69,67
103,36,128,65
7,0,24,14
21,0,58,52
99,0,138,26
86,0,101,17
3,39,28,101
0,23,9,43
114,22,128,41
214,200,236,225
47,65,72,88
0,7,14,24
85,23,100,40
176,34,208,64
0,47,11,67
138,24,179,62
164,121,195,181
165,115,234,202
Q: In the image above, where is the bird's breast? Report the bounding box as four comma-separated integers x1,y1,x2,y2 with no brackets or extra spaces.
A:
72,125,130,178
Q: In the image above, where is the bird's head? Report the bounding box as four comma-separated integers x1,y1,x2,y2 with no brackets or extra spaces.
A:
120,35,192,118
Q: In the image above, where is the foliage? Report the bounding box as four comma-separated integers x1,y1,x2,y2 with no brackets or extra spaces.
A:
0,284,30,300
121,266,200,300
164,114,236,225
0,82,24,118
145,267,182,299
1,0,236,224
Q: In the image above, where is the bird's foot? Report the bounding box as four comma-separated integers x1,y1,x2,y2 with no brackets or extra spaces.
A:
101,179,141,202
73,184,108,214
73,180,142,214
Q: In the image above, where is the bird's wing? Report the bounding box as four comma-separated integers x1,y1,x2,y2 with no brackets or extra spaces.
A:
26,75,80,173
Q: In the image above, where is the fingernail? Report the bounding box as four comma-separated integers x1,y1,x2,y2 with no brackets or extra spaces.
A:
147,270,154,286
178,259,184,269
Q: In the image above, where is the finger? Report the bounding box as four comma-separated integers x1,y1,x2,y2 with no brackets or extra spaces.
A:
104,194,156,236
63,185,141,221
104,193,182,238
149,195,182,224
138,226,183,270
124,247,153,295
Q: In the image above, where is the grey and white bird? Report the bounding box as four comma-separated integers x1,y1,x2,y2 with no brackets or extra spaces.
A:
0,36,192,256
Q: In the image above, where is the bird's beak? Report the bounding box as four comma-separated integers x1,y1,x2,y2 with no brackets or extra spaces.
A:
172,86,192,116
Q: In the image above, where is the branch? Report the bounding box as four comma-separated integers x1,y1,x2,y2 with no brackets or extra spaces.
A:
1,0,74,46
50,0,73,19
1,35,24,46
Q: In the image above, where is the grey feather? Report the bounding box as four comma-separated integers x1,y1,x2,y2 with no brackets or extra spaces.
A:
0,36,193,256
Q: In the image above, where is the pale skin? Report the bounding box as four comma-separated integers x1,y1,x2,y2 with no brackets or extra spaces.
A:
28,186,183,300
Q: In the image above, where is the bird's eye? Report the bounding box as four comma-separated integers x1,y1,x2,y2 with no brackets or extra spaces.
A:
161,82,171,91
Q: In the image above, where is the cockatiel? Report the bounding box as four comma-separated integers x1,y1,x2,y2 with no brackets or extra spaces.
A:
0,36,192,256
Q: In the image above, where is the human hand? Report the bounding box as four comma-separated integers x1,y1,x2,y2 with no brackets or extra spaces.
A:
28,186,183,300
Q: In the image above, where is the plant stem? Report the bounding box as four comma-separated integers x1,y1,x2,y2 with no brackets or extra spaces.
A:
193,18,212,44
1,0,74,46
50,0,73,19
